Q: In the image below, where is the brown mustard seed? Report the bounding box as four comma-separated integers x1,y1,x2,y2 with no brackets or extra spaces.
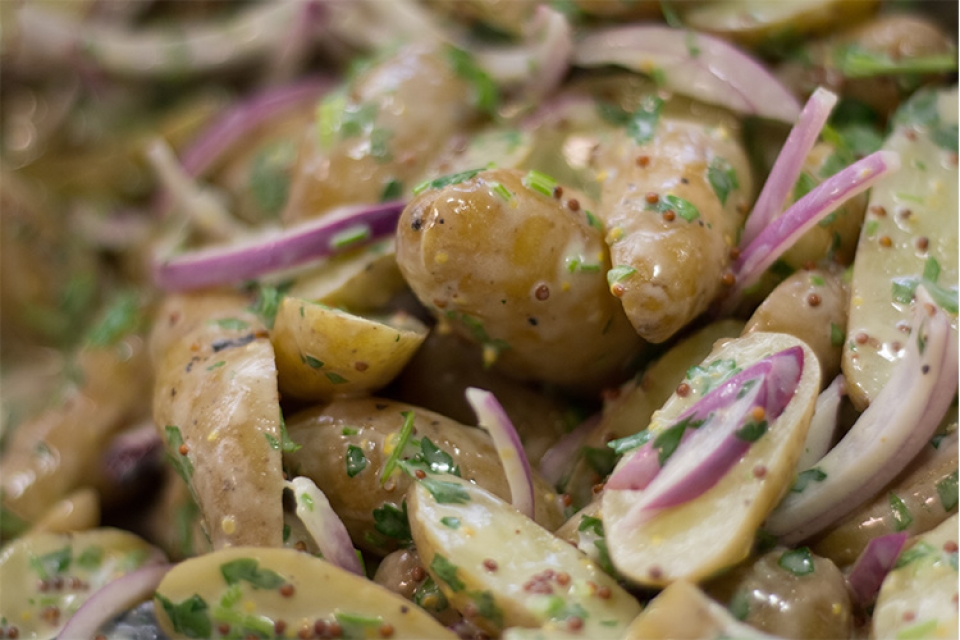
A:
329,622,343,638
567,198,581,212
354,361,369,372
414,469,427,479
751,406,766,421
280,583,295,597
645,192,659,204
535,284,550,300
729,247,741,260
917,237,930,251
483,559,499,571
379,623,395,638
274,620,287,635
298,626,314,639
217,623,231,635
753,465,768,479
676,383,691,397
313,620,327,636
556,572,571,586
902,611,916,622
636,155,650,167
611,283,626,297
553,185,563,199
597,586,612,599
855,332,869,345
561,494,573,507
178,443,190,455
592,483,605,494
869,205,887,217
807,293,822,307
663,210,676,222
411,566,426,581
566,616,584,632
944,540,958,553
649,566,663,579
879,235,893,248
10,630,21,640
721,271,736,286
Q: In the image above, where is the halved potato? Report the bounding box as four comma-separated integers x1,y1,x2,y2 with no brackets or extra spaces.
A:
271,297,428,402
154,546,456,639
408,474,641,637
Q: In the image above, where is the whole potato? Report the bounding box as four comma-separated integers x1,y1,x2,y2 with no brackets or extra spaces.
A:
395,167,645,392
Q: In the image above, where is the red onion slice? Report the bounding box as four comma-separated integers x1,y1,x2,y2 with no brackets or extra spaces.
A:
466,387,535,519
180,78,331,179
741,87,838,246
538,413,598,488
846,532,909,609
728,150,901,305
573,25,801,122
153,200,405,291
765,289,958,543
286,476,364,575
607,347,803,502
795,374,845,471
58,563,171,640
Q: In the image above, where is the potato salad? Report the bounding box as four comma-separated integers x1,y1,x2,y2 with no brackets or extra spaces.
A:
1,1,957,639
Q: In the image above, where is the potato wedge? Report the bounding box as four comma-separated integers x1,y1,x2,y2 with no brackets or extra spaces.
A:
843,87,958,410
271,297,428,402
154,546,456,639
0,528,165,640
872,514,959,640
408,474,642,637
603,333,820,586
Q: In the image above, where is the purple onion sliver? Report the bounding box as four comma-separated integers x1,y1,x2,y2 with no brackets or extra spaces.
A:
766,290,956,543
287,477,364,575
605,440,661,491
573,25,800,122
180,77,331,178
153,200,405,291
741,88,838,246
58,563,171,640
466,387,535,519
733,150,901,294
538,413,598,488
847,532,909,608
795,374,845,470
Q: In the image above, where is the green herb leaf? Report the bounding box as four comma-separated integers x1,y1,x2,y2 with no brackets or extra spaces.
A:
346,445,368,478
86,292,141,347
30,546,72,580
932,123,958,153
896,619,940,640
431,553,465,592
420,477,471,504
249,283,287,329
833,44,958,78
686,358,740,394
830,323,845,347
626,95,663,146
889,492,914,531
156,593,212,639
578,515,604,537
735,419,768,443
211,318,250,331
469,590,504,627
791,467,827,493
329,224,372,251
936,470,958,511
708,157,740,206
325,372,349,384
778,547,815,576
894,541,935,568
381,411,416,484
440,516,461,529
522,170,559,198
249,141,295,215
446,47,499,116
278,411,301,453
653,415,706,466
165,425,194,483
413,576,449,613
607,430,653,455
607,265,637,286
302,354,324,369
728,588,751,621
793,171,818,202
583,446,618,478
417,438,460,476
373,502,412,544
380,178,403,201
220,558,286,589
413,168,483,196
76,546,104,570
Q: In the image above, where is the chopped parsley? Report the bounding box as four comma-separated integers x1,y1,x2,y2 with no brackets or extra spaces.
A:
708,157,739,206
156,593,212,639
778,547,815,576
607,430,653,455
830,323,844,347
86,292,142,347
735,418,768,443
791,467,827,493
248,140,295,215
889,492,914,531
381,411,416,484
832,43,958,79
627,96,663,146
220,558,285,589
583,446,618,478
430,553,465,592
372,502,412,544
325,372,349,384
607,265,636,285
76,546,104,570
653,414,706,466
522,170,559,198
380,178,403,201
346,445,368,477
30,546,72,580
446,46,499,116
440,516,461,529
936,470,958,511
420,477,471,504
413,168,483,196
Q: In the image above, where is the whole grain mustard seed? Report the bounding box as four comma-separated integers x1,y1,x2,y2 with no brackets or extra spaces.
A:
807,293,822,307
178,443,190,455
636,155,650,167
879,235,893,248
676,383,691,397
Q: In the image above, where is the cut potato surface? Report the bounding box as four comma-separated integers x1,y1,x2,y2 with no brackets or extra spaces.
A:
843,87,958,410
603,332,820,586
408,474,641,637
154,546,456,639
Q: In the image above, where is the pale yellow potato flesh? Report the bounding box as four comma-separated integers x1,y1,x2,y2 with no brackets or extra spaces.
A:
843,87,958,410
0,528,164,640
408,474,641,637
603,332,820,587
154,546,456,640
271,296,428,402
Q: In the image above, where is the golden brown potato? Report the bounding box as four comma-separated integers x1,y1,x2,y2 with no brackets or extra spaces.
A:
744,267,849,384
595,100,754,343
395,167,645,392
282,43,487,223
284,397,565,556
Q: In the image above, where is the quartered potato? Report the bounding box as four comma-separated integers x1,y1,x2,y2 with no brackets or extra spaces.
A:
407,474,642,637
154,546,456,639
271,296,428,402
622,579,780,640
0,528,165,640
603,332,820,586
843,87,958,410
680,0,879,49
284,397,565,556
152,295,285,549
872,514,959,640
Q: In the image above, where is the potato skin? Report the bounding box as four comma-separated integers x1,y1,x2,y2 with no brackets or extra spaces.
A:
596,112,753,343
284,397,565,556
395,167,645,392
282,44,482,223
